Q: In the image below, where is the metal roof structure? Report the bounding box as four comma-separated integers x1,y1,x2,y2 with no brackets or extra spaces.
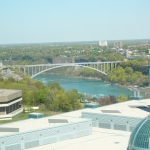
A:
1,99,150,150
128,116,150,150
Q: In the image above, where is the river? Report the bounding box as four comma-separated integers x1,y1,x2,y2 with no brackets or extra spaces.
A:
34,74,133,98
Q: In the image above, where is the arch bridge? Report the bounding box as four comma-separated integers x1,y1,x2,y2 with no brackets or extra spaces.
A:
3,61,122,78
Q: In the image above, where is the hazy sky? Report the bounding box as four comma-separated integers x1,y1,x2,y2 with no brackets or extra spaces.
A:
0,0,150,44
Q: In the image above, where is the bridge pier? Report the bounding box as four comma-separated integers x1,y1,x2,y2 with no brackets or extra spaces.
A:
104,63,105,72
24,67,26,75
28,67,29,76
32,67,33,76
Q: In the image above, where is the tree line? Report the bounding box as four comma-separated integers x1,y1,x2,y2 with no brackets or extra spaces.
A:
78,58,149,86
0,77,82,112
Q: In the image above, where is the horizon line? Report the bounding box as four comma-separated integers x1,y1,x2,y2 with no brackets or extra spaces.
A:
0,38,150,46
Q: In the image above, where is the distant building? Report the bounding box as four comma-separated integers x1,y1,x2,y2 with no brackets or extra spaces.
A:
99,41,107,47
126,50,132,57
114,41,123,48
0,89,23,120
138,43,150,48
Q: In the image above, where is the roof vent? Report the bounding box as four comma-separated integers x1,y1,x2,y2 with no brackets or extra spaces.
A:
101,110,121,113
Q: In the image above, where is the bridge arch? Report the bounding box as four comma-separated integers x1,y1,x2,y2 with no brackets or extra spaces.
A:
31,64,107,78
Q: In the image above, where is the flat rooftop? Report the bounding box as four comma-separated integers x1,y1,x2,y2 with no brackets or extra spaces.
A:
0,113,88,136
29,127,130,150
0,89,22,102
82,99,150,118
1,99,150,150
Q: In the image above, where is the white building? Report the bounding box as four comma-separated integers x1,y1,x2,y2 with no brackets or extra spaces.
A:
0,89,23,120
1,98,150,150
99,40,107,47
126,50,133,57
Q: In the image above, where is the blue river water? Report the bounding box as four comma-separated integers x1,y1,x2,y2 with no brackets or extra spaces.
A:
33,74,133,98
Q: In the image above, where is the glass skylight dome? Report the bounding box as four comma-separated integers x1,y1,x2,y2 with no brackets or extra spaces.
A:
128,114,150,150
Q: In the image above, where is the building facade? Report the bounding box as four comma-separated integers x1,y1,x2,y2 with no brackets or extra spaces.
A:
114,41,123,48
0,89,23,120
99,41,107,47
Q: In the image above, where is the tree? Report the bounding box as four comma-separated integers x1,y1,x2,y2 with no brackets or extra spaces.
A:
99,95,118,106
78,92,85,102
66,90,82,110
117,94,128,102
56,92,71,112
109,95,118,104
99,97,111,106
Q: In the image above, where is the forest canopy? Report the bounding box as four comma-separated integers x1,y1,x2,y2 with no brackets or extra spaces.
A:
0,77,82,112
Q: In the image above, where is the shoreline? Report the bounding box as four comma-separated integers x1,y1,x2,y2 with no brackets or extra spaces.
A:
44,72,130,89
41,72,150,98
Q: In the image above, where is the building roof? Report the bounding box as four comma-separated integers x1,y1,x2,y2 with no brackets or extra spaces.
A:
1,99,150,150
128,116,150,150
0,89,22,102
30,127,130,150
0,113,89,136
82,99,150,118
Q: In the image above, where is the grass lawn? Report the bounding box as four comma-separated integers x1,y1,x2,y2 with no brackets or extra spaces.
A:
0,110,61,124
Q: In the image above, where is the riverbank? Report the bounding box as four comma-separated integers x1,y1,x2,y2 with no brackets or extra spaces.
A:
115,83,150,98
45,72,150,98
34,73,133,97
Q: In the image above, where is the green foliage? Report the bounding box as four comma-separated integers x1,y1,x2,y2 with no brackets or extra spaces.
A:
98,53,124,61
0,78,82,112
117,94,128,102
121,58,148,75
46,86,82,112
79,67,106,79
79,68,97,77
78,92,85,102
107,65,148,86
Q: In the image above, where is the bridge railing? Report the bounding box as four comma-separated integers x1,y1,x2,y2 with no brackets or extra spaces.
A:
2,61,123,78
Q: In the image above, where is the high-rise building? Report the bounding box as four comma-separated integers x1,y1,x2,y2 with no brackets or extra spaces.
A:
99,40,107,47
114,41,123,48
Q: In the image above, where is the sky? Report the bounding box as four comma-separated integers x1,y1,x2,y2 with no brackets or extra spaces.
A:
0,0,150,44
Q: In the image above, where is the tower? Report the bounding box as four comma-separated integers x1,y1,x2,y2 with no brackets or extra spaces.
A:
114,41,123,48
